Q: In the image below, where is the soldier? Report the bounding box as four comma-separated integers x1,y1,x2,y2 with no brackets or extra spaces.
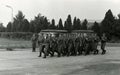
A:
31,33,38,52
101,33,107,54
93,33,100,54
64,35,69,56
38,34,50,58
43,34,51,58
74,36,80,55
88,34,94,54
57,35,63,57
38,33,45,57
84,34,91,55
80,34,86,54
66,35,73,56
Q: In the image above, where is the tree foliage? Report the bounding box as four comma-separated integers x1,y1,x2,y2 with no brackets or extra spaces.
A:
58,18,63,30
81,19,88,30
91,21,100,36
101,9,115,39
64,14,72,32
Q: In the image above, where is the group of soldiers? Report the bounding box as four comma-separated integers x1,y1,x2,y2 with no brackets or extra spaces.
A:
31,33,107,58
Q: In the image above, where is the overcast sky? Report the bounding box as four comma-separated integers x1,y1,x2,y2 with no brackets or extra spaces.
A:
0,0,120,26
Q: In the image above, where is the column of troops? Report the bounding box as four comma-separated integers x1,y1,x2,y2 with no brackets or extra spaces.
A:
31,33,107,58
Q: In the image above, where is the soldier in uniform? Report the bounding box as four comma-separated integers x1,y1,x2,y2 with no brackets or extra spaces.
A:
84,34,91,55
74,36,80,55
88,34,94,54
31,33,38,52
64,35,69,56
80,34,86,54
38,34,49,58
38,33,45,57
57,34,64,57
93,33,100,54
101,33,107,54
66,35,73,56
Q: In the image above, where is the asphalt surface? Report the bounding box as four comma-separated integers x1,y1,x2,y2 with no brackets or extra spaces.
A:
0,47,120,75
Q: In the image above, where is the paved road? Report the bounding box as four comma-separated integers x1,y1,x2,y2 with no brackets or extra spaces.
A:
0,47,120,75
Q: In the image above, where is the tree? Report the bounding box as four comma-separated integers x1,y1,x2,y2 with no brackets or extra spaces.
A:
29,20,35,32
0,23,5,32
49,19,56,29
64,21,67,30
76,18,81,30
58,18,63,30
73,17,81,30
22,19,30,32
43,17,49,29
91,21,100,36
81,19,88,30
73,17,77,30
64,14,72,32
7,22,12,32
101,9,115,39
29,14,49,33
12,11,28,32
112,14,120,38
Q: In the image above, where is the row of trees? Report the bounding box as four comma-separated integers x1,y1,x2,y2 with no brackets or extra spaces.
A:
0,9,120,40
6,11,88,33
92,9,120,39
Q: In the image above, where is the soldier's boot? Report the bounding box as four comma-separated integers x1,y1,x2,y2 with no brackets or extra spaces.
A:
78,50,81,55
43,54,46,58
32,47,36,52
43,51,47,58
79,50,83,55
84,51,88,55
57,51,61,57
66,50,70,56
96,49,99,54
85,50,90,55
38,48,43,57
58,53,61,57
93,49,98,55
50,51,54,57
102,50,106,55
38,52,42,57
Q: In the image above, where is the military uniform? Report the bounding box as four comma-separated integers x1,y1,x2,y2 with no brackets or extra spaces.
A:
31,34,38,52
84,36,91,55
38,34,45,57
74,37,80,55
38,34,50,58
93,35,100,54
101,34,107,54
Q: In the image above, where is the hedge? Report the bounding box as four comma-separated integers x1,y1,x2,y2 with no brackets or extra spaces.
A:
0,32,33,40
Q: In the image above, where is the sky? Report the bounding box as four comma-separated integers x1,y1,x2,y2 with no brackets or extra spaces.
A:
0,0,120,26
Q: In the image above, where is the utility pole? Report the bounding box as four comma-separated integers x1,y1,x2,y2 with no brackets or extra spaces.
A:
6,5,13,23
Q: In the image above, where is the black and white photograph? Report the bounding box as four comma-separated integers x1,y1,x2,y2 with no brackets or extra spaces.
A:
0,0,120,75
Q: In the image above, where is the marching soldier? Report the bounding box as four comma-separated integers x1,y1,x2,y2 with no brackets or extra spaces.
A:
38,33,45,57
31,33,38,52
74,36,80,55
38,34,50,58
84,34,91,55
101,33,107,54
92,33,100,54
80,34,86,54
57,35,64,57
